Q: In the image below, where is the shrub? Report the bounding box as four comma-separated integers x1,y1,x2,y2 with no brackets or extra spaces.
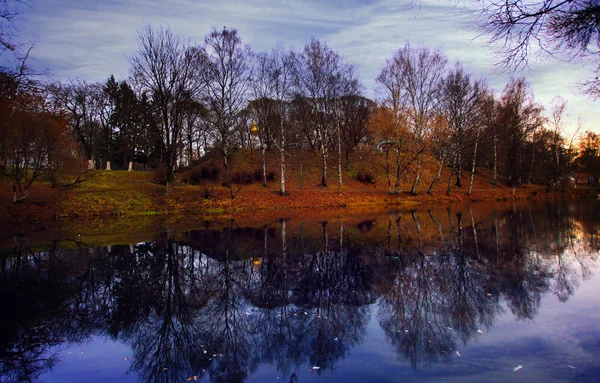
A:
356,170,375,184
154,165,168,185
231,170,254,185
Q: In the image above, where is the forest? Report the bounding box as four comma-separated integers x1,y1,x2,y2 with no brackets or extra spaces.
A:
1,23,600,203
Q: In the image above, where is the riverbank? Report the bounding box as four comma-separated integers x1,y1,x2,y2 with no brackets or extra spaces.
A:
1,149,595,229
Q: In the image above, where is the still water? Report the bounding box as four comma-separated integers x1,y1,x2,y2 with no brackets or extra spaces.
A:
1,200,599,383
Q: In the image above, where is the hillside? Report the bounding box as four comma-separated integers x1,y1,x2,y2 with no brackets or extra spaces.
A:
0,148,583,227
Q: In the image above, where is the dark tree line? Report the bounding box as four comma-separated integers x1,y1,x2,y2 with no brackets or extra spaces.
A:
2,20,598,201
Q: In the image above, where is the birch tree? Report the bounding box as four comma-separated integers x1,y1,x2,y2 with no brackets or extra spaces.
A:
202,27,252,169
376,43,447,194
439,63,481,195
249,45,294,193
294,38,356,187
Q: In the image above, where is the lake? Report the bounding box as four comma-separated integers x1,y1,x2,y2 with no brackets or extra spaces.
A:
1,200,599,383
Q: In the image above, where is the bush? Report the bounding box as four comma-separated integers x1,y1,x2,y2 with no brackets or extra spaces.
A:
201,185,215,199
154,165,168,185
202,166,220,181
356,170,375,184
183,166,221,185
253,169,277,183
231,170,254,185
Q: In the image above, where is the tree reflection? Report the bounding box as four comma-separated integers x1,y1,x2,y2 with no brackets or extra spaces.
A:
0,201,598,382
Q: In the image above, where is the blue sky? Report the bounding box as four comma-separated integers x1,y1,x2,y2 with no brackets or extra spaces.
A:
16,0,599,134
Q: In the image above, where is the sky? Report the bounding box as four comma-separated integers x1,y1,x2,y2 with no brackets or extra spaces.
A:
13,0,600,135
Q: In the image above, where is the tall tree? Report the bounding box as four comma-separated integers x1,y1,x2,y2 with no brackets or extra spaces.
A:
497,78,544,188
367,106,418,194
0,73,80,202
130,26,205,194
548,96,568,187
202,27,252,168
376,43,447,194
294,38,357,188
47,80,101,167
439,63,482,195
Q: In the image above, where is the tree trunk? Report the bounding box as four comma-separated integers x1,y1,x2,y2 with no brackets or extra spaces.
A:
493,130,497,187
106,161,111,171
337,119,342,193
385,149,393,193
410,157,421,195
321,150,328,187
428,156,445,194
447,162,456,196
467,137,479,196
128,161,133,172
280,113,286,195
261,145,267,187
455,151,462,187
13,189,29,203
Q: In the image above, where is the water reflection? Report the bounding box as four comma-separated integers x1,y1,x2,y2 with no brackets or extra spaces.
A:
0,201,598,382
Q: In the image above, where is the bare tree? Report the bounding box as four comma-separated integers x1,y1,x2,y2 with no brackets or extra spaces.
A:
427,115,451,195
130,26,205,194
439,63,482,195
250,45,295,194
294,38,356,188
548,96,568,187
47,80,101,167
376,43,447,194
496,77,544,189
0,0,29,57
203,27,252,169
475,0,600,97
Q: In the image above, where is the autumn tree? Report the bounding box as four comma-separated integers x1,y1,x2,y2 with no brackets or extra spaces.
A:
367,106,418,194
576,131,600,175
130,26,205,194
376,43,447,194
0,73,81,202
